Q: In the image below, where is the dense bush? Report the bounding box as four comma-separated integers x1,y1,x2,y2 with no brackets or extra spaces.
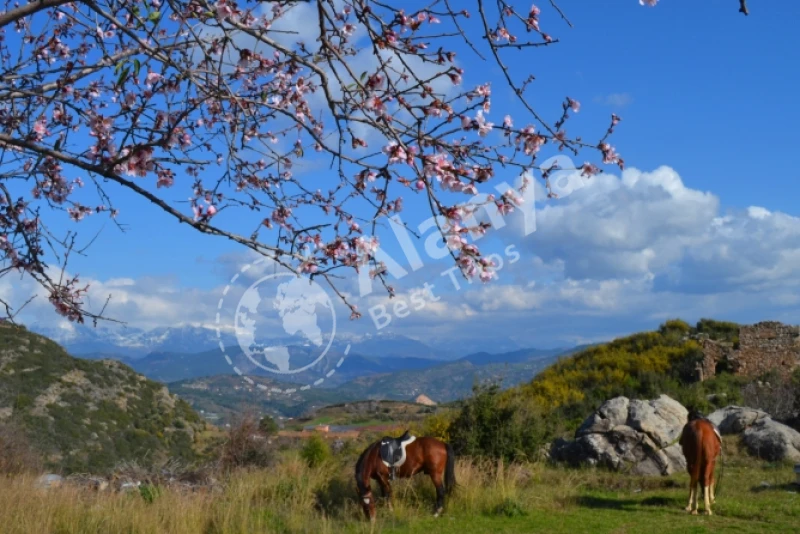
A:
300,434,330,467
219,413,274,471
0,422,42,475
448,383,560,463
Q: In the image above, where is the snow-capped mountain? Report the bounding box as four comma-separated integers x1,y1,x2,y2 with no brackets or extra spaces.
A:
29,324,238,359
29,323,530,362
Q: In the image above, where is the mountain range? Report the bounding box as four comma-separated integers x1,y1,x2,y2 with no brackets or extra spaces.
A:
167,346,585,421
27,323,587,422
29,324,538,362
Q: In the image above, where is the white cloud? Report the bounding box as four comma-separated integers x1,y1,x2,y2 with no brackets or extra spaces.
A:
8,165,800,349
594,92,634,108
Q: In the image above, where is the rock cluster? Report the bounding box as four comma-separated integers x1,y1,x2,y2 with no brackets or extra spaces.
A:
551,399,800,475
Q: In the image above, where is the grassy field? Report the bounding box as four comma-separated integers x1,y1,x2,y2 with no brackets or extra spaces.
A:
1,438,798,534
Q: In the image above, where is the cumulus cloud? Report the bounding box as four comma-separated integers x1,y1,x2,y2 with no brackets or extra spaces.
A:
517,166,800,298
9,165,800,349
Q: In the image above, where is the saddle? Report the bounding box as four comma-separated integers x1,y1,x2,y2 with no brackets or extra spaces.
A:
379,430,416,480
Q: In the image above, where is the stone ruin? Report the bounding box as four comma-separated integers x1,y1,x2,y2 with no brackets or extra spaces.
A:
698,321,800,381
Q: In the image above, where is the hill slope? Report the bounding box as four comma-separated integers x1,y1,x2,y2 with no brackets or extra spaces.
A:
0,323,207,474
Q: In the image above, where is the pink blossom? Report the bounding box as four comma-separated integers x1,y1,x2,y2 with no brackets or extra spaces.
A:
475,110,493,137
145,71,161,88
567,98,580,112
479,270,495,283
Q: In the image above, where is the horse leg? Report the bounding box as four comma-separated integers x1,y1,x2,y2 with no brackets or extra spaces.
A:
377,473,393,512
430,471,445,517
702,462,714,515
685,464,697,513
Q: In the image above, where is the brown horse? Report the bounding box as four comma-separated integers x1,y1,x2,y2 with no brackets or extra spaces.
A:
354,431,456,521
679,411,722,515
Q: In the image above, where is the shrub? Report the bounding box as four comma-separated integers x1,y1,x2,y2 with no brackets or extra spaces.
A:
448,383,557,462
258,415,279,436
0,422,42,475
300,434,330,467
742,370,798,421
492,497,527,517
219,413,273,471
138,483,162,504
420,411,455,441
695,318,740,341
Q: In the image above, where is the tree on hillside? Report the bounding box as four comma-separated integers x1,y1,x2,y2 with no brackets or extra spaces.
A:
0,0,746,323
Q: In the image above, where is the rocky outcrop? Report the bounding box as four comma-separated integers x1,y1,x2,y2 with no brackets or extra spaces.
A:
551,395,688,476
709,406,800,462
414,394,437,406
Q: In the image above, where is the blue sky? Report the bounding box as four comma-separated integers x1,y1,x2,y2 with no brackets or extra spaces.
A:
9,1,800,350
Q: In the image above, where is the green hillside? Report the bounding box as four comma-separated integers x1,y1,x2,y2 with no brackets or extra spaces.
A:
0,323,207,474
446,319,790,461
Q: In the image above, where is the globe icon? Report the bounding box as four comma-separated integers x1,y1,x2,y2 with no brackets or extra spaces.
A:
234,273,336,374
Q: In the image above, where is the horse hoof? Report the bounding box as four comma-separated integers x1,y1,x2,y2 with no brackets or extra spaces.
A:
684,506,692,512
705,510,713,516
690,510,698,516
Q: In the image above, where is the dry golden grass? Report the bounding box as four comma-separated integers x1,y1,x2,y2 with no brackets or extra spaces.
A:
1,447,797,534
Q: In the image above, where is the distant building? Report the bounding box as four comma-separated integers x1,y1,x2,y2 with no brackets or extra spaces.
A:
315,424,330,433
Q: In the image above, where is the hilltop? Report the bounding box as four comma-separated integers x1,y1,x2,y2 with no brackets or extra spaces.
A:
0,323,208,474
446,318,800,462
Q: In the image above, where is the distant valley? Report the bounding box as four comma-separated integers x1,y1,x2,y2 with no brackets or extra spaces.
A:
168,347,579,422
27,323,586,422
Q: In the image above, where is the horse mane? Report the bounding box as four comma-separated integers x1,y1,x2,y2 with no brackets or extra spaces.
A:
354,440,377,495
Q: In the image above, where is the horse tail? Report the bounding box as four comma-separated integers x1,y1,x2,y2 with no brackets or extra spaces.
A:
444,442,457,495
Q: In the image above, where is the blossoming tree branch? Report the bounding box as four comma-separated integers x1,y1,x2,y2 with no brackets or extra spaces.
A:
0,0,743,324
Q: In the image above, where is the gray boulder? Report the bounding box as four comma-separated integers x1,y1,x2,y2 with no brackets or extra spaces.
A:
708,406,770,434
552,394,688,476
708,405,800,463
742,418,800,463
627,395,688,448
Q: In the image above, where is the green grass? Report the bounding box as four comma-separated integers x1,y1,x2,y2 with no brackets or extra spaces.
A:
2,442,797,534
